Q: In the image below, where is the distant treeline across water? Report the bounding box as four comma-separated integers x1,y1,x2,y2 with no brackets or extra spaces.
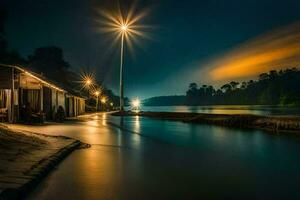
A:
143,68,300,106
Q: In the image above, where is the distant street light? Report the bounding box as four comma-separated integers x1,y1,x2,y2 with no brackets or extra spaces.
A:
132,98,140,107
80,73,94,91
86,79,92,86
94,91,100,97
84,77,93,89
131,98,141,112
101,97,107,104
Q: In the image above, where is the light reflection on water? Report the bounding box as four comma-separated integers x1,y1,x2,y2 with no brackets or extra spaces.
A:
133,116,140,133
139,105,300,115
102,113,107,126
79,148,116,193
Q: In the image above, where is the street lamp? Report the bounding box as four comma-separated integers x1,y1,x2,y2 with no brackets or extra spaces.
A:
98,7,149,111
101,97,107,104
80,74,95,92
132,98,140,107
131,98,141,113
86,79,92,86
84,77,93,88
94,91,100,96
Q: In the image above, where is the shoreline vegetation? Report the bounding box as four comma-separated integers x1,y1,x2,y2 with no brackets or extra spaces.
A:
0,125,88,199
144,68,300,107
112,111,300,134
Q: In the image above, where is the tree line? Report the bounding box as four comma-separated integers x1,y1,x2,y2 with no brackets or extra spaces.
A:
186,68,300,106
144,68,300,106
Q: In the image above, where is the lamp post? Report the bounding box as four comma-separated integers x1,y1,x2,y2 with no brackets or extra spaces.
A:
119,25,128,111
101,10,148,111
101,97,107,111
94,91,100,111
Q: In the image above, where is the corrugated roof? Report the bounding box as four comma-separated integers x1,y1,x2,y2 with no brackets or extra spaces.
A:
0,63,85,99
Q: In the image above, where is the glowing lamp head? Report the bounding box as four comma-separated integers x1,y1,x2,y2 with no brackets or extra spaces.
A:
80,73,94,90
132,99,141,108
94,91,100,97
85,78,92,86
121,24,128,32
101,97,107,104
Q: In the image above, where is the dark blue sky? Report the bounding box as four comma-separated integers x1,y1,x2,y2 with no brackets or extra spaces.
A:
3,0,300,98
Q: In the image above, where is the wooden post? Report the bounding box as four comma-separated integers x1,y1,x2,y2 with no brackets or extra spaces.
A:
40,85,43,112
10,67,14,123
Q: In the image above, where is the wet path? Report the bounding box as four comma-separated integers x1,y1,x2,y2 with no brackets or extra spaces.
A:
8,113,300,199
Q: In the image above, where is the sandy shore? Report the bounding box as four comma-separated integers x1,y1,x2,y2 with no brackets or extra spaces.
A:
0,124,87,199
112,111,300,134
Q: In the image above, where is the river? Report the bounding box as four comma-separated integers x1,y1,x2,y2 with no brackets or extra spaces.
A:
139,105,300,115
8,112,299,199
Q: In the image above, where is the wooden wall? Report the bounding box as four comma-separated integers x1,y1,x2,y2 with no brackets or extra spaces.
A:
0,67,12,89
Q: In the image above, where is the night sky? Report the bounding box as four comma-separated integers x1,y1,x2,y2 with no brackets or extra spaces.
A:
3,0,300,99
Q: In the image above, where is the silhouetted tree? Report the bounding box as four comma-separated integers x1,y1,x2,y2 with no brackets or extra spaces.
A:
221,84,232,93
259,73,269,81
144,68,300,106
241,81,247,89
28,46,71,86
189,83,198,91
230,81,239,90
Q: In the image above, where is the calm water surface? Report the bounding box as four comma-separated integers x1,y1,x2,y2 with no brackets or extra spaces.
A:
140,105,300,115
12,113,300,199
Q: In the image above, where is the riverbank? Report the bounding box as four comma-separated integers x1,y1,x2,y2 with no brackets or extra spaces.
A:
0,124,87,200
112,111,300,134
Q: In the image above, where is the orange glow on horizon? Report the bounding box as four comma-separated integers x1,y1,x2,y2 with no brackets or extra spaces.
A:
201,22,300,82
211,45,300,80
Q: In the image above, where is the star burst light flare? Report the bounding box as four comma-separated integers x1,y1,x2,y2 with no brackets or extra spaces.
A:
78,72,96,91
96,5,151,53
